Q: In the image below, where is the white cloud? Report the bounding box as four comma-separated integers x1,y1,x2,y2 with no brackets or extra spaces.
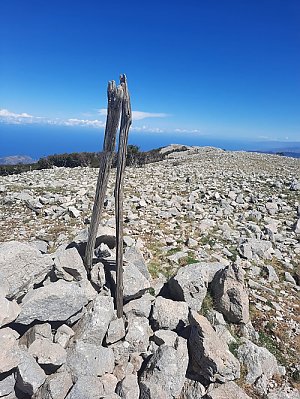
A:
98,108,168,121
0,109,33,118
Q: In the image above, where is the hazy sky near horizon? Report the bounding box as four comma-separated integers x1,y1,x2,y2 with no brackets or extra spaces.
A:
0,0,299,142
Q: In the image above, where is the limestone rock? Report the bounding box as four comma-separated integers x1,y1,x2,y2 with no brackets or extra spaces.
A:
178,379,206,399
0,241,53,299
151,296,188,331
237,339,284,396
211,263,250,324
33,370,73,399
16,350,46,396
16,280,89,324
123,293,154,318
73,294,114,345
206,381,251,399
125,313,152,353
153,330,178,347
19,323,52,348
54,247,87,281
0,327,20,373
106,261,150,302
0,294,21,327
65,376,105,399
168,262,224,311
188,311,240,383
28,338,67,372
139,336,189,399
54,324,74,348
0,373,15,397
106,318,126,344
116,374,140,399
67,341,114,377
124,246,150,280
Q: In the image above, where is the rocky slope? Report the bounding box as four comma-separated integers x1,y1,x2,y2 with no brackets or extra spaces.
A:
0,146,299,398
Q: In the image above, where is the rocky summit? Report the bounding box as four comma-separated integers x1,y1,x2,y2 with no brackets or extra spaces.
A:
0,145,299,399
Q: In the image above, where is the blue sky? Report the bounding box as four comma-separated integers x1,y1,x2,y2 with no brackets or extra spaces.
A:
0,0,299,145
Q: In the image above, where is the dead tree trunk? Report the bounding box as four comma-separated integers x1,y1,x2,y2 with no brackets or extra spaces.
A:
84,81,123,273
115,74,132,318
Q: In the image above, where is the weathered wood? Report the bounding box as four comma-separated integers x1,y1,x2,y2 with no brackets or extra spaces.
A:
84,81,123,273
115,74,132,318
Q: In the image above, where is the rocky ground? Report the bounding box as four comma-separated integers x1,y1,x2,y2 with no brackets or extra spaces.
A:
0,145,299,398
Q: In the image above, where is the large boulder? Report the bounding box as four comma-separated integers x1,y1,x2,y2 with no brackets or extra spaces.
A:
67,341,114,378
124,246,150,280
16,350,46,396
73,294,114,345
178,379,206,398
210,263,250,324
168,263,225,311
54,247,87,281
125,313,152,353
28,338,67,372
151,296,188,331
16,280,89,324
116,374,140,399
0,241,53,299
237,339,285,396
188,311,240,383
65,376,111,399
0,373,15,397
206,381,251,399
139,336,189,399
105,260,150,302
0,327,20,373
33,370,73,399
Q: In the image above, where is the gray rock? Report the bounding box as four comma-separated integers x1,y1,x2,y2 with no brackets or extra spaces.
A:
106,318,126,344
153,330,178,347
211,263,250,324
19,323,52,348
54,247,87,281
237,339,284,395
124,246,150,280
294,218,300,234
116,374,140,399
28,338,67,371
0,241,53,299
16,350,46,396
68,206,80,218
268,386,300,399
67,341,114,377
151,296,188,331
139,336,189,399
28,239,48,254
107,261,150,302
0,327,20,373
73,294,114,345
33,370,73,399
0,294,21,327
125,313,152,353
65,376,104,399
206,381,251,399
285,271,297,285
264,265,279,283
54,324,74,348
0,373,15,397
168,262,224,311
290,179,300,191
178,379,205,398
238,238,273,260
16,280,89,324
188,311,240,383
71,225,116,257
123,293,154,318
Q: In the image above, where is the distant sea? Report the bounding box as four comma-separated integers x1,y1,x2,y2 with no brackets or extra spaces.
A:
0,124,299,160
